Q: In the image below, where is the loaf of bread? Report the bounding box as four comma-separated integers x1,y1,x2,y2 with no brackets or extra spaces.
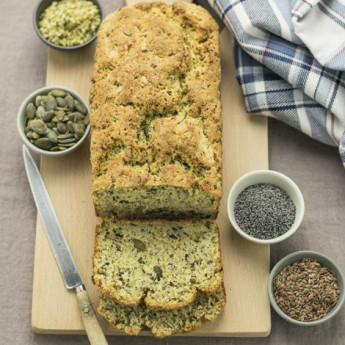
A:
93,219,223,310
98,285,225,338
89,2,222,219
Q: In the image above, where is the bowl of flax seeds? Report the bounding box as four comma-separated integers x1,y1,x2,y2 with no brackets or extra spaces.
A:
268,250,345,325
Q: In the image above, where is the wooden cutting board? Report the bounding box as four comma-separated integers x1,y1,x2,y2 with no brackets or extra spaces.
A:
31,2,270,337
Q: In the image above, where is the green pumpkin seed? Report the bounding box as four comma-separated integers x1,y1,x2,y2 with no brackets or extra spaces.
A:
58,133,74,139
65,95,74,110
50,89,66,98
56,110,65,121
143,125,150,137
190,232,202,242
43,110,55,122
74,114,85,123
35,95,42,107
52,116,58,123
46,122,52,129
83,114,90,126
68,113,75,122
153,265,163,279
57,122,68,133
59,146,68,151
30,119,48,135
47,129,58,143
56,97,67,107
32,132,41,139
62,116,69,122
39,96,48,108
58,138,75,144
52,127,59,134
26,131,34,139
34,138,54,150
75,102,88,115
45,95,57,111
68,112,83,121
36,106,45,119
59,143,75,148
57,106,68,111
24,126,31,134
72,123,85,137
67,121,74,132
26,103,36,119
50,146,60,152
133,239,146,251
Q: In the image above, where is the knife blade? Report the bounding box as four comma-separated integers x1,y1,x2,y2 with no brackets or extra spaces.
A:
23,145,82,289
23,145,108,345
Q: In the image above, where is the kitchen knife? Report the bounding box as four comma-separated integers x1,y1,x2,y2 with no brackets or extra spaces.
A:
23,145,108,345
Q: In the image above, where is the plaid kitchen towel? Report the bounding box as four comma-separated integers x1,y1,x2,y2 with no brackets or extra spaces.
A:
208,0,345,167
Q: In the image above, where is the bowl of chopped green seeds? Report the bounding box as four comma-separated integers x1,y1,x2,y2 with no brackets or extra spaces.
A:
227,170,305,245
33,0,103,50
17,86,90,156
268,251,345,325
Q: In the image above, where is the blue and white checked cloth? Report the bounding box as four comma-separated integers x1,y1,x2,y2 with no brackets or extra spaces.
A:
208,0,345,167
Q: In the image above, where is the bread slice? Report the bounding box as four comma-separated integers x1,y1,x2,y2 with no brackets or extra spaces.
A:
93,219,223,310
98,284,226,338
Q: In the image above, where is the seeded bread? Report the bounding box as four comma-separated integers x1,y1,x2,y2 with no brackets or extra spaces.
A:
89,2,222,219
93,219,223,310
98,284,226,338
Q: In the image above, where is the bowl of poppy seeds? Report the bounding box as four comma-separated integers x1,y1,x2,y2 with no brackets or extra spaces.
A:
268,251,345,325
227,170,305,244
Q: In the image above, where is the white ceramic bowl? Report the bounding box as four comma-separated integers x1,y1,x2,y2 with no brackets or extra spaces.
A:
227,170,305,244
268,250,345,325
17,86,90,157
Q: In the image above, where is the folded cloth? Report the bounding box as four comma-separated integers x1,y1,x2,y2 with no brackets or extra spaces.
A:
208,0,345,167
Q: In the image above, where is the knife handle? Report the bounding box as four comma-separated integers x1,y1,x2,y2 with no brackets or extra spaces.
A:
76,286,108,345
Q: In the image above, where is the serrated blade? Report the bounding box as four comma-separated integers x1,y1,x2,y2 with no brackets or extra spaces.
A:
23,145,83,289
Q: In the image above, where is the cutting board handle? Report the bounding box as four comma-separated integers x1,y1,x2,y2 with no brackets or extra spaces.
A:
76,287,108,345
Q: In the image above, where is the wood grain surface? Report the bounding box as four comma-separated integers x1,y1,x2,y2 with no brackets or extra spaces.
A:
31,3,270,336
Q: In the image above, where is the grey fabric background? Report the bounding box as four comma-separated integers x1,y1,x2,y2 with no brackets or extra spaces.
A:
0,0,344,344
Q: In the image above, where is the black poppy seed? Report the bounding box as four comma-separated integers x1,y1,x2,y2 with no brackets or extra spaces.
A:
234,183,296,240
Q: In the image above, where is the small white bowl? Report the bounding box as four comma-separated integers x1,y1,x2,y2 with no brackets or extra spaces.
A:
268,250,345,325
227,170,305,245
17,86,90,157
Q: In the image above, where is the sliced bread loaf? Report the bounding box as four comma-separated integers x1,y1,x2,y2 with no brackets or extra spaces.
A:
98,284,226,338
93,219,223,310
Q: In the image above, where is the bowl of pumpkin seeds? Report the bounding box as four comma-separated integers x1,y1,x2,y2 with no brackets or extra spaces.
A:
17,86,90,156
